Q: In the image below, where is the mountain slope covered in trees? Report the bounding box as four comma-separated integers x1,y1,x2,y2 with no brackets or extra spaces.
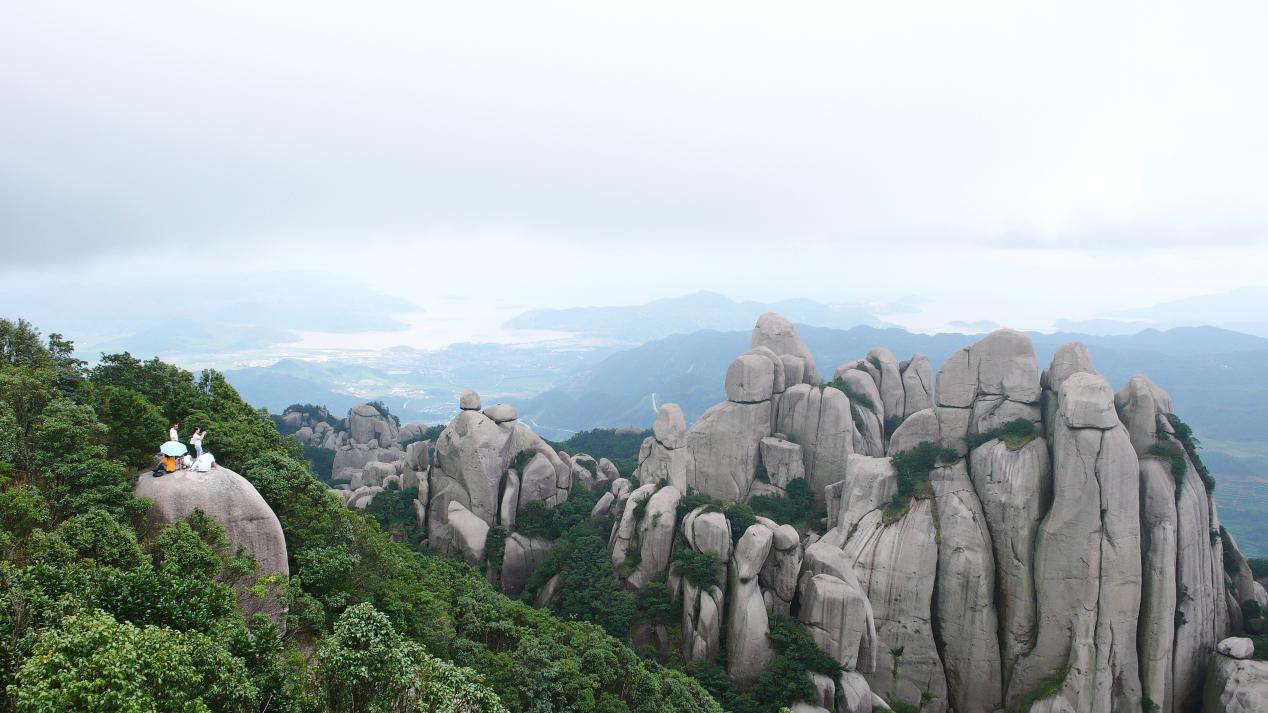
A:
0,318,720,713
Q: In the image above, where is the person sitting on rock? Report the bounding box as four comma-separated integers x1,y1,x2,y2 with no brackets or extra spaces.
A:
189,428,205,458
193,451,217,473
180,453,194,470
154,452,179,477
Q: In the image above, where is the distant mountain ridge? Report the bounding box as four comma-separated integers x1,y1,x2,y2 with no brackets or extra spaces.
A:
502,291,896,342
517,323,1268,439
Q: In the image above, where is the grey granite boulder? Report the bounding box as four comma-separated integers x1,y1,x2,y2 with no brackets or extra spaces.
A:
1204,650,1268,713
725,353,777,403
482,403,517,423
900,354,933,418
774,383,853,503
752,312,817,385
135,465,289,623
727,524,775,688
686,401,772,502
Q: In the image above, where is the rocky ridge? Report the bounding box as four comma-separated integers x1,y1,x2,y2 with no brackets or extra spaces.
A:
324,313,1267,713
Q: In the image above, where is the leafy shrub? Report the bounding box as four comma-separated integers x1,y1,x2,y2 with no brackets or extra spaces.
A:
748,478,822,533
883,415,903,440
965,418,1036,451
1016,669,1067,713
723,503,757,544
671,549,723,590
509,448,538,473
8,610,258,712
302,444,336,481
486,524,507,572
825,377,876,411
546,428,651,477
885,442,957,523
1164,413,1215,492
1147,441,1189,500
1249,557,1268,579
676,490,720,521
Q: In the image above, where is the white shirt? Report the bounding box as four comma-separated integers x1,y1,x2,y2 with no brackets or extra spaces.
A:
189,432,203,445
169,427,179,441
193,453,216,472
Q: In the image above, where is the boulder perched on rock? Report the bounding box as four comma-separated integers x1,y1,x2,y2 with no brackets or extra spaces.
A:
483,403,517,423
1204,648,1268,713
135,466,288,623
725,353,777,403
637,404,690,492
751,312,817,385
427,403,569,542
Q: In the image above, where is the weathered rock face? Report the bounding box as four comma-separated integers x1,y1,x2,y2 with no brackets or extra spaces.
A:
967,436,1051,690
900,354,934,419
754,436,806,498
1204,648,1268,713
609,484,682,589
885,407,938,457
500,533,553,597
135,466,288,623
726,353,778,403
758,518,802,616
930,460,1002,713
443,500,489,566
347,403,399,445
936,330,1042,457
842,498,946,710
1011,371,1142,713
1115,374,1229,713
840,370,885,458
774,384,853,503
686,401,772,502
679,506,731,665
865,348,905,425
683,581,725,665
728,524,776,689
799,542,877,673
426,393,571,555
637,404,690,492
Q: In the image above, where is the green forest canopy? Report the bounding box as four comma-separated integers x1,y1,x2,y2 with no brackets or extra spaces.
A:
0,318,721,713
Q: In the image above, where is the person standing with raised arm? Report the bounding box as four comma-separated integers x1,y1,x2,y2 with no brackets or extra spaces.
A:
189,428,205,458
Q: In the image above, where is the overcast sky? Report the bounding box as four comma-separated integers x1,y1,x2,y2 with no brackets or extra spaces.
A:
2,1,1267,339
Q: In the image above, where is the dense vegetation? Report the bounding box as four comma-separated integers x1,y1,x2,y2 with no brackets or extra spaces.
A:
0,318,721,712
546,428,651,477
886,441,958,523
964,417,1037,451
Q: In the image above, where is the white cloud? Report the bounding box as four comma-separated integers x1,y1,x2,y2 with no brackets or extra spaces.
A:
1,1,1266,330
